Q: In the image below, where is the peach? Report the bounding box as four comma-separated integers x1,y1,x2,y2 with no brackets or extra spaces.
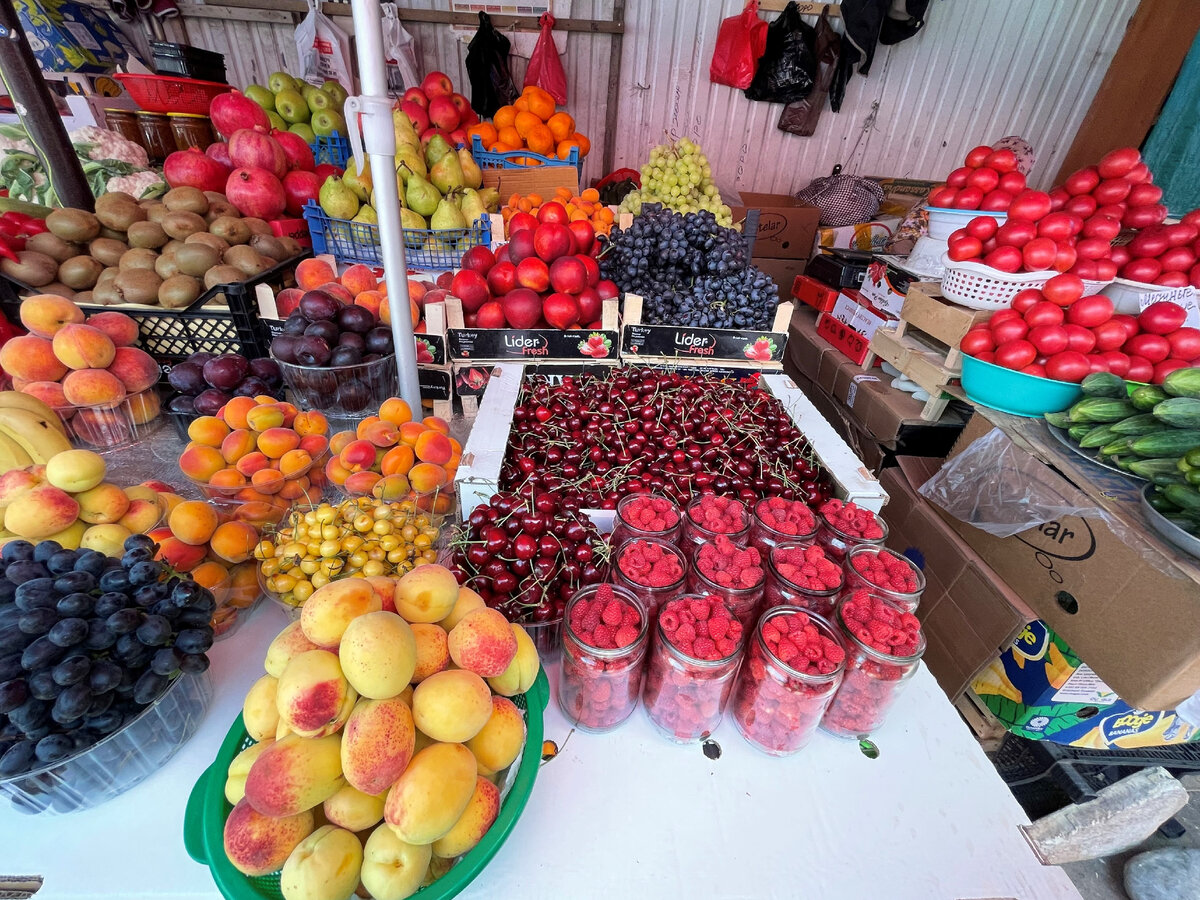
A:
394,564,458,624
339,611,417,699
361,826,431,900
397,421,424,447
225,739,274,805
222,396,257,430
236,451,271,477
266,620,321,678
411,670,492,743
53,324,115,370
410,624,450,683
85,310,139,347
44,448,106,492
446,608,518,679
79,523,133,556
189,415,230,447
323,784,386,832
223,798,314,877
169,499,219,546
298,434,328,458
75,482,131,525
71,407,130,448
277,649,357,738
360,420,399,448
438,586,486,632
211,520,259,564
279,448,312,476
259,426,301,459
413,431,452,466
280,825,363,900
465,697,525,776
243,732,346,818
487,624,540,697
45,519,86,550
0,335,67,383
220,428,257,463
341,695,416,796
19,293,85,338
362,576,397,614
0,469,42,511
340,264,379,296
379,398,413,426
156,535,207,572
246,404,285,432
243,673,281,742
301,579,382,648
106,346,158,392
4,486,79,539
431,776,500,859
407,463,446,494
209,468,247,489
191,560,231,604
371,474,410,502
179,443,226,482
293,410,328,437
127,390,159,425
383,742,477,845
354,289,383,318
343,471,380,496
21,381,69,410
422,416,450,435
296,258,337,291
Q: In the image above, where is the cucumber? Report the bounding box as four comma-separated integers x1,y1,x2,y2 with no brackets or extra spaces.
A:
1180,458,1193,473
1100,437,1133,457
1148,491,1181,514
1129,430,1200,458
1044,411,1073,429
1131,384,1170,411
1186,468,1200,486
1164,515,1200,536
1110,414,1165,435
1164,483,1200,512
1068,424,1093,442
1153,397,1200,428
1081,371,1128,398
1078,424,1119,449
1128,458,1189,482
1068,398,1137,423
1162,367,1200,399
1187,447,1200,468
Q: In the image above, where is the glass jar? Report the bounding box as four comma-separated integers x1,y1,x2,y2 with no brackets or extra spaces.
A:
685,558,764,632
642,595,744,742
136,111,174,163
610,493,682,549
558,583,649,733
168,112,215,151
750,498,818,556
681,496,750,558
103,108,143,148
815,508,888,563
611,538,687,618
763,544,843,618
732,607,845,756
821,596,925,738
844,546,925,613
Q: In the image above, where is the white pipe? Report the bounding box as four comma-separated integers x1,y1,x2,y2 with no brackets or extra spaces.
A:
348,0,421,411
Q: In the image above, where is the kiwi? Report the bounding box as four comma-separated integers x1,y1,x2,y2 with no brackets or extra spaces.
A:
27,232,81,263
88,237,129,267
175,243,221,278
37,282,75,300
241,217,273,237
249,234,288,262
138,199,160,211
96,266,120,287
163,186,209,216
91,276,120,305
126,221,168,250
1,250,58,286
276,236,302,258
154,254,181,280
119,248,159,271
103,191,137,205
113,268,163,305
145,202,169,224
161,211,207,241
209,216,251,246
223,245,269,278
204,264,245,290
58,255,105,290
74,291,94,304
185,232,229,254
98,226,129,242
46,208,100,243
95,194,146,232
204,198,239,223
158,274,203,309
161,240,186,258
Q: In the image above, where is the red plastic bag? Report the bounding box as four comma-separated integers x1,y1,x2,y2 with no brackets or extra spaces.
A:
524,13,568,106
710,0,768,89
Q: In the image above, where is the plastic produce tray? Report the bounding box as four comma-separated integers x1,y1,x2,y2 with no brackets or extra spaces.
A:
302,201,490,270
470,135,580,172
309,132,351,169
113,73,232,116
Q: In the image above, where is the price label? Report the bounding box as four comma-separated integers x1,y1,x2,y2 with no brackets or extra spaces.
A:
1138,286,1200,327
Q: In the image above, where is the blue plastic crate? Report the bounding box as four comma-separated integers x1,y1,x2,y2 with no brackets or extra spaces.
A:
309,131,352,168
470,135,580,172
302,200,490,270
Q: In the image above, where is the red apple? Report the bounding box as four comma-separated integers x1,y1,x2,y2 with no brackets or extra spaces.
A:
314,163,343,181
486,261,517,296
402,87,429,109
449,129,467,147
464,311,478,327
568,220,597,256
476,300,505,328
501,288,542,328
400,101,429,134
549,256,587,294
508,211,538,235
596,279,619,300
436,272,454,290
450,269,490,313
577,286,602,323
459,107,479,128
577,254,600,287
533,223,574,263
537,201,569,226
542,292,580,329
421,72,454,99
449,93,471,115
282,169,321,217
428,96,461,132
461,245,495,274
516,257,550,292
276,288,303,318
508,230,537,264
420,127,450,145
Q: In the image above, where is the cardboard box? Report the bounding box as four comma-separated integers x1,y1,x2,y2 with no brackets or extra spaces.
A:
729,193,821,260
620,294,790,366
813,218,901,256
785,364,886,472
445,296,619,362
15,0,137,74
974,620,1200,748
869,177,940,218
480,165,579,197
859,256,922,318
754,258,809,297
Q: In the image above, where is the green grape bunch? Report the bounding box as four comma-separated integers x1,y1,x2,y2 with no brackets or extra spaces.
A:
620,138,734,227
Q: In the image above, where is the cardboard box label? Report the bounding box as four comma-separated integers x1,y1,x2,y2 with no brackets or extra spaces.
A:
845,374,878,407
621,324,785,363
448,328,617,361
816,314,871,365
419,366,451,400
830,290,887,341
1052,665,1117,705
859,258,914,318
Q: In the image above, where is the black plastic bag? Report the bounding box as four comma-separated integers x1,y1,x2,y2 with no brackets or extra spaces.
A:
466,11,517,118
778,8,840,136
744,1,816,104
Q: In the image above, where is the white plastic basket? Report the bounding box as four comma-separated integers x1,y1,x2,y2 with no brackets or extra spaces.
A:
1102,276,1196,314
924,206,1007,241
939,255,1054,310
1079,277,1114,298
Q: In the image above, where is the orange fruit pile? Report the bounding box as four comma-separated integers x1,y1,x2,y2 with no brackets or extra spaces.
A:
466,86,590,163
501,187,615,236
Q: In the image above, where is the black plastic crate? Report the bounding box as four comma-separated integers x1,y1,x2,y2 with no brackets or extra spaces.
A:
150,42,226,84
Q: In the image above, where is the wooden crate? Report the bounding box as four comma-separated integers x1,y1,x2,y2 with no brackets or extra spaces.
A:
954,690,1008,754
445,296,620,363
620,294,792,370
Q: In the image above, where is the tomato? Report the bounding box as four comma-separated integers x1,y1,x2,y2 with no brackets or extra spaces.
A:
1024,300,1065,327
981,237,998,254
1159,246,1196,273
1081,214,1121,241
989,308,1023,326
991,318,1030,344
1126,161,1152,183
999,172,1027,194
961,328,995,356
947,233,983,261
1109,245,1132,268
1111,314,1140,340
966,215,999,240
1021,237,1057,271
1021,363,1048,377
1068,259,1099,280
1123,203,1168,229
980,190,1015,212
946,167,972,189
1126,354,1155,382
1156,271,1191,288
1064,167,1101,196
1094,258,1119,281
1164,223,1199,247
1099,351,1131,377
1027,324,1070,356
1191,263,1200,289
1066,294,1114,328
996,218,1037,247
928,187,958,208
1153,359,1190,383
995,339,1038,370
1053,242,1078,273
984,149,1018,173
1074,238,1111,261
975,351,996,364
1169,327,1200,360
1098,147,1140,179
1012,288,1045,313
1064,194,1098,219
1092,319,1129,351
1122,258,1162,283
953,186,984,210
1124,332,1171,363
1129,229,1170,259
1037,212,1081,242
967,167,1000,193
983,246,1022,272
964,145,993,168
1064,324,1097,354
1086,354,1112,374
1093,178,1132,205
1127,182,1163,207
1095,203,1127,220
1043,273,1085,307
1008,190,1052,222
1048,187,1070,211
1045,350,1092,382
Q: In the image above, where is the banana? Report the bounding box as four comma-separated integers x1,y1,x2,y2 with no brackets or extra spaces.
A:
0,408,73,464
0,432,33,472
0,391,68,437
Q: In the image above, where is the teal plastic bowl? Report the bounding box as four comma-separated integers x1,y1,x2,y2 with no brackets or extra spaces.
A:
961,354,1084,417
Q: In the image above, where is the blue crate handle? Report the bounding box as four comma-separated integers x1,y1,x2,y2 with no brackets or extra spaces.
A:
470,135,580,172
308,131,353,169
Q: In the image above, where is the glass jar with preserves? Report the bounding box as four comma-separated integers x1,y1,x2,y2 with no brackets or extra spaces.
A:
136,111,174,163
103,108,143,149
168,112,215,151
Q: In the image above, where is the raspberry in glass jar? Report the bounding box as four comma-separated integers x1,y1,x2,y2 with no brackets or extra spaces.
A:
642,594,745,743
751,496,818,555
821,589,925,738
611,494,682,548
815,499,887,562
686,534,765,630
732,607,845,756
763,543,844,617
558,583,649,733
612,537,687,616
682,495,750,557
844,546,925,613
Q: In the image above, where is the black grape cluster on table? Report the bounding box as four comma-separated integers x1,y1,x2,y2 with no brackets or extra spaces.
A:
0,534,215,778
599,205,779,329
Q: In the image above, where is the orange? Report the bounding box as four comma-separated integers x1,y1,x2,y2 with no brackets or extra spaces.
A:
487,139,509,153
526,90,555,121
514,110,542,140
547,112,575,142
466,122,497,146
497,125,522,148
493,105,517,129
572,132,591,156
556,139,581,160
514,96,530,113
526,123,555,156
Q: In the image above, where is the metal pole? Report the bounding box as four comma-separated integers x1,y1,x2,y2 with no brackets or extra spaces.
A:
348,0,420,411
0,0,94,210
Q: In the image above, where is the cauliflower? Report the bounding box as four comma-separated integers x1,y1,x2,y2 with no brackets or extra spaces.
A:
105,170,166,200
69,126,149,167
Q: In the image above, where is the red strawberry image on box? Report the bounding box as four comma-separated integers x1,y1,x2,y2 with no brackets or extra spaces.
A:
742,336,777,362
578,333,612,358
415,338,435,364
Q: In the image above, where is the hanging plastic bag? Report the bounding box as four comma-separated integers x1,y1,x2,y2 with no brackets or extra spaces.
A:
381,3,422,98
466,11,518,118
295,0,355,90
523,13,568,106
744,1,817,104
709,0,768,90
777,8,840,136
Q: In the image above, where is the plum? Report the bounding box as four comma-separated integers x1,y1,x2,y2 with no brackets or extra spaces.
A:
193,388,230,416
248,358,281,388
299,290,340,322
271,334,300,364
295,336,331,367
329,345,363,368
186,351,215,368
337,305,375,335
337,380,372,411
303,320,339,345
203,354,250,391
336,332,366,353
167,394,196,415
282,313,309,336
234,376,270,397
167,362,206,396
364,327,394,355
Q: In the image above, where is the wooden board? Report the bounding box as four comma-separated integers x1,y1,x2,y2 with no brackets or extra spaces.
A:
481,166,580,197
954,691,1008,755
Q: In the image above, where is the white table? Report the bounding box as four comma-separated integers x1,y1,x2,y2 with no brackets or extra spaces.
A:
3,601,1082,900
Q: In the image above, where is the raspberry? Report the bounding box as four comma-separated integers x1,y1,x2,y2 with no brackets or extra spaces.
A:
592,624,614,648
674,622,697,643
775,638,799,663
623,606,639,626
693,637,717,659
689,599,710,619
601,600,624,627
620,495,680,533
580,601,602,631
614,624,639,648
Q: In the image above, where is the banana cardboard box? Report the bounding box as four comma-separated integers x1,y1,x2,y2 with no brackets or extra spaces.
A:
973,619,1200,749
15,0,138,75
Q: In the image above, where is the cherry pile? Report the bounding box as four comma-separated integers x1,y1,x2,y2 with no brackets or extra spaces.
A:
501,369,831,511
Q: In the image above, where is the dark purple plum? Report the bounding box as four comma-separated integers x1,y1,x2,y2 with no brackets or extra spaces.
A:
336,332,366,353
167,395,196,415
166,362,205,396
362,353,382,363
294,336,331,367
193,388,230,416
364,327,394,355
202,355,249,391
336,305,375,335
233,377,270,397
186,352,215,368
329,345,363,367
271,334,301,364
303,320,340,345
337,380,372,412
298,290,340,322
282,313,309,336
248,358,281,388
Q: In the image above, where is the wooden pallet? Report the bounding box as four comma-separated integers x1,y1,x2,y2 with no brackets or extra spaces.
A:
954,690,1008,754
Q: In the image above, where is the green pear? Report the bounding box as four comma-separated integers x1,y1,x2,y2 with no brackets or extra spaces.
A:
274,89,310,124
459,188,486,226
431,197,467,231
405,169,441,218
477,187,501,212
393,110,420,148
268,71,299,94
352,204,378,225
266,111,287,131
305,88,334,115
343,159,373,202
429,152,465,195
424,134,453,168
395,144,426,186
319,176,359,220
457,148,483,191
400,208,428,246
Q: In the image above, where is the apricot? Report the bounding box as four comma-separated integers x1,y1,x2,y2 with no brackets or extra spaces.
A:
244,732,345,818
379,445,414,477
341,695,416,796
61,368,126,407
19,293,84,338
211,520,259,564
44,448,105,493
156,535,207,572
245,404,285,432
20,380,68,410
278,476,313,502
4,485,80,540
465,696,525,775
188,415,230,447
438,586,487,633
169,499,220,546
408,463,447,494
127,390,160,425
379,398,413,426
279,448,312,476
75,482,131,525
191,560,231,604
343,471,381,496
487,624,541,696
259,426,301,459
106,346,158,392
45,519,86,550
447,608,518,678
293,410,328,437
280,825,363,900
323,784,386,833
339,611,417,699
251,468,285,494
371,474,410,502
384,742,477,845
394,564,458,624
422,416,450,435
328,430,355,456
236,451,271,477
339,439,377,471
361,825,430,900
411,670,492,743
156,491,185,517
85,310,138,347
362,575,397,613
324,457,351,486
397,421,425,447
227,560,260,609
53,324,114,370
222,395,257,430
361,420,399,448
298,434,328,458
266,620,321,678
296,258,336,291
243,673,281,741
71,408,131,448
223,798,314,877
431,776,500,859
0,335,66,383
277,649,357,738
410,623,450,682
301,578,382,648
0,470,42,513
220,428,257,463
413,430,452,466
225,739,273,805
79,523,133,557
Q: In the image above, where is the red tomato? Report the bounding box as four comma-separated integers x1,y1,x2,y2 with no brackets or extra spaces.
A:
1021,363,1048,377
960,328,995,356
1048,187,1070,211
1022,237,1058,271
947,233,983,261
976,351,996,364
1012,288,1045,313
1138,301,1188,335
1156,271,1191,288
1111,314,1140,340
1124,332,1172,363
1053,242,1078,273
1064,324,1097,354
946,167,972,189
1096,203,1128,220
1127,182,1164,207
964,145,993,168
1074,238,1111,261
1099,351,1131,377
1094,259,1119,281
1159,246,1196,273
1129,229,1170,259
1183,209,1200,229
1098,147,1141,179
1045,350,1092,382
983,246,1022,272
1043,273,1085,306
1123,203,1168,229
989,309,1023,326
1064,167,1100,196
1154,359,1191,383
967,167,1001,193
1092,319,1130,351
1110,245,1132,268
999,172,1027,194
984,149,1018,173
1191,263,1200,289
1168,327,1200,359
1164,223,1199,247
1066,294,1114,328
1122,258,1163,283
1126,161,1152,183
1025,300,1065,327
995,340,1038,370
954,187,984,210
1068,259,1099,279
1086,354,1111,374
1081,214,1121,241
996,218,1037,247
980,190,1015,212
966,215,999,240
991,318,1030,343
1037,212,1081,242
928,187,958,208
1126,355,1155,382
1064,194,1099,219
1008,190,1052,222
1093,178,1132,205
1028,324,1070,356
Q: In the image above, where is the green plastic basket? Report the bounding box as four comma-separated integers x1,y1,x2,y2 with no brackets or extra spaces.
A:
184,668,549,899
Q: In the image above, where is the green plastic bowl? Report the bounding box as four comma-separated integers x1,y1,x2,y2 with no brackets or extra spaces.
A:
183,668,549,899
961,354,1084,417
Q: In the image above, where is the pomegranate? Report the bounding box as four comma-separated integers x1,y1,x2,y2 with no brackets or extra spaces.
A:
282,170,321,217
209,90,270,139
228,129,287,179
314,162,343,182
271,129,316,172
205,141,232,169
163,147,230,193
225,167,287,221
